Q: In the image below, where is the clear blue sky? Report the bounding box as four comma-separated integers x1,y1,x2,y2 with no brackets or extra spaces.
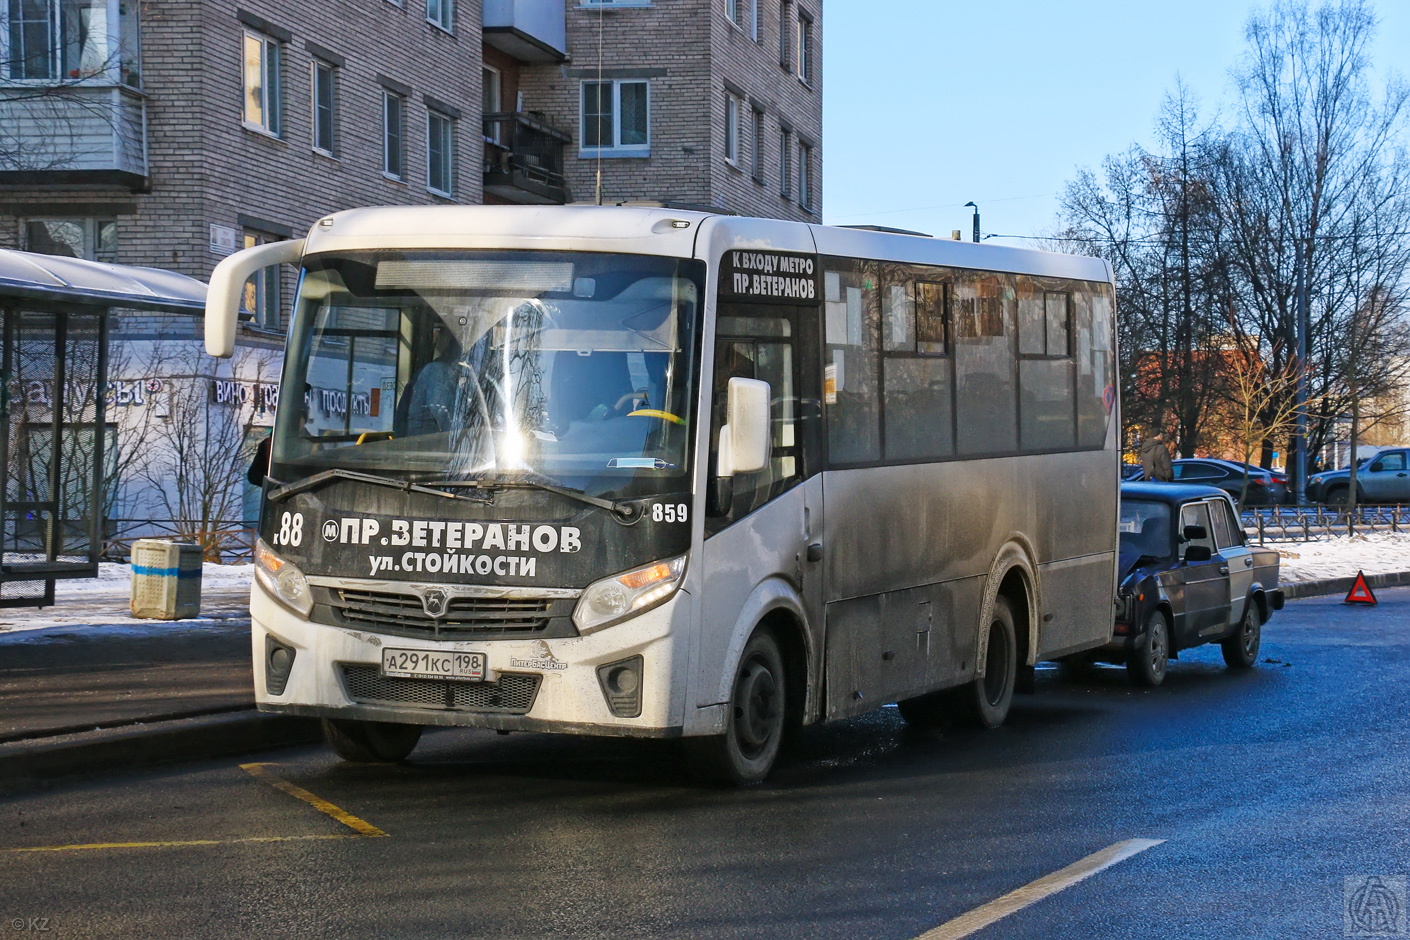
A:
821,0,1410,244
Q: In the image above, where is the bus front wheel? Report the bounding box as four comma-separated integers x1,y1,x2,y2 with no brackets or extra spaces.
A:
322,718,422,762
959,596,1018,729
685,629,786,786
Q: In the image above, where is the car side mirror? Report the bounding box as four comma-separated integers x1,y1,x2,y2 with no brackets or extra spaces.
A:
1182,524,1207,541
1185,545,1213,563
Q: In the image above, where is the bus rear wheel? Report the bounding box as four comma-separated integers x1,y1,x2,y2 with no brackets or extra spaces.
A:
685,629,786,786
322,718,422,763
958,596,1018,729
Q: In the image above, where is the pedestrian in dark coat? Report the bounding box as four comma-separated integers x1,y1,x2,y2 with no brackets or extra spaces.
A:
1140,432,1173,482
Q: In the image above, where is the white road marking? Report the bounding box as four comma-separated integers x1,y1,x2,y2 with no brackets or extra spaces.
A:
915,838,1166,940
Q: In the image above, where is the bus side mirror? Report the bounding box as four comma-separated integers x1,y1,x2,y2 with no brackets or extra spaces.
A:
204,238,305,358
719,378,770,476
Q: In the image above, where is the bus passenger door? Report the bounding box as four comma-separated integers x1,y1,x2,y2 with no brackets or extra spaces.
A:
696,305,825,711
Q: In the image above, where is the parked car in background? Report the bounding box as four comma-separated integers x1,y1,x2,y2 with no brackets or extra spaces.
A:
1308,447,1410,504
1226,460,1289,493
1082,483,1285,687
1122,462,1145,481
1171,458,1286,506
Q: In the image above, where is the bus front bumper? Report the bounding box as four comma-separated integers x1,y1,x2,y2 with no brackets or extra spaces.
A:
251,581,689,738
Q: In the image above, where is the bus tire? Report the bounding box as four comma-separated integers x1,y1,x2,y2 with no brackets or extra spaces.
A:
321,718,422,763
958,596,1018,729
685,629,786,786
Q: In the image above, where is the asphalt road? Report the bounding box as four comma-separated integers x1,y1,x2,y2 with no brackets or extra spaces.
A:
1,590,1406,939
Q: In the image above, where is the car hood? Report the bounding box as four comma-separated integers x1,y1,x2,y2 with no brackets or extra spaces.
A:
1119,547,1173,584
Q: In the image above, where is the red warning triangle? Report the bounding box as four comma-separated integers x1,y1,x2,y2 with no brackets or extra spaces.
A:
1345,570,1378,605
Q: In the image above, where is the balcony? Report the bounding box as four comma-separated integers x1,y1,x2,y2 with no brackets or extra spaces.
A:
482,0,567,62
0,84,148,190
483,112,572,205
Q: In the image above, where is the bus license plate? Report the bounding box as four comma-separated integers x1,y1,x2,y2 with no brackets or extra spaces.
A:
380,649,487,682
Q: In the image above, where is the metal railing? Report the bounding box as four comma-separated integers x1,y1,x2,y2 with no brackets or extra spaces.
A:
1241,505,1410,543
102,518,257,563
482,111,571,204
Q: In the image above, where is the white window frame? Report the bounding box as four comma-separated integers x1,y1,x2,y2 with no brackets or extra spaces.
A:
723,91,740,165
795,9,812,84
21,217,117,262
426,110,455,197
311,60,336,155
3,0,122,83
579,78,650,157
580,0,653,8
482,65,502,143
425,0,453,32
382,89,405,180
241,29,282,136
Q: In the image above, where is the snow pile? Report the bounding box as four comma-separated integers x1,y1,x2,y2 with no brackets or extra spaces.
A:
1269,531,1410,583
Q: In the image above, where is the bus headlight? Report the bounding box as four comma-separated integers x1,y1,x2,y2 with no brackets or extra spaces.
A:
254,539,314,616
573,555,686,633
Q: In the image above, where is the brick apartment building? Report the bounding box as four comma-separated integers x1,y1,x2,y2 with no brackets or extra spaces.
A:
0,0,822,544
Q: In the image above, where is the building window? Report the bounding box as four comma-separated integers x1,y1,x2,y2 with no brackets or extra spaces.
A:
482,65,502,143
311,61,336,155
726,0,755,33
382,90,405,179
241,232,282,331
778,128,791,198
242,30,282,135
751,106,765,181
6,0,117,81
427,110,455,196
798,141,812,209
425,0,453,32
795,9,812,84
580,79,649,155
778,0,791,69
22,218,116,262
723,91,740,165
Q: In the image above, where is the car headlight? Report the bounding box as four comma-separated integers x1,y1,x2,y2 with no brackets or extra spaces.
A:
254,539,313,616
573,555,686,633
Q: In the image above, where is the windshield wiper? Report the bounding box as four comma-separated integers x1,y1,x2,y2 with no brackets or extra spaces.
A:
432,473,637,520
268,468,494,505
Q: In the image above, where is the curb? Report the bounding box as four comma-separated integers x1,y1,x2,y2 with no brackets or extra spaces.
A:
1283,570,1410,600
0,710,322,792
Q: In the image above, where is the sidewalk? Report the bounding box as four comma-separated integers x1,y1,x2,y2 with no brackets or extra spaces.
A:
0,586,319,790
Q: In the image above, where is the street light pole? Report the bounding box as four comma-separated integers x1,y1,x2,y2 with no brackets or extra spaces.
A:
964,202,980,244
1292,237,1310,504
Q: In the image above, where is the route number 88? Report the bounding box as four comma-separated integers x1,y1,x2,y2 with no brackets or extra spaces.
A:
275,511,304,547
651,503,688,523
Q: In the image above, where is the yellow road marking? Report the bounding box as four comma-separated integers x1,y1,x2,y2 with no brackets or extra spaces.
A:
914,838,1166,940
5,834,357,854
240,762,388,837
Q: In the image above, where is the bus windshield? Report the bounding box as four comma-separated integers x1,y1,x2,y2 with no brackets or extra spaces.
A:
271,250,703,497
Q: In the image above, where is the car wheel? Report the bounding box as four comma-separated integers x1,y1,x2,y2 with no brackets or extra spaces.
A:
1127,610,1169,688
685,629,787,785
322,718,422,762
1325,484,1349,508
955,597,1018,729
1222,601,1262,670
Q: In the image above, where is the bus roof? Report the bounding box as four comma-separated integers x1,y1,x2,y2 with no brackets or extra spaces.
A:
300,205,1112,284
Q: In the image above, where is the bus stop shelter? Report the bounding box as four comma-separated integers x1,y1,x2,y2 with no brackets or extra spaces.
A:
0,249,206,607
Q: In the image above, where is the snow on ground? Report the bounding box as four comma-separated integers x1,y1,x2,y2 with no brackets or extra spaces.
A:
1268,531,1410,583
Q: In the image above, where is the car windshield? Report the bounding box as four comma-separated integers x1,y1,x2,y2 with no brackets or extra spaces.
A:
269,250,703,498
1118,499,1173,559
